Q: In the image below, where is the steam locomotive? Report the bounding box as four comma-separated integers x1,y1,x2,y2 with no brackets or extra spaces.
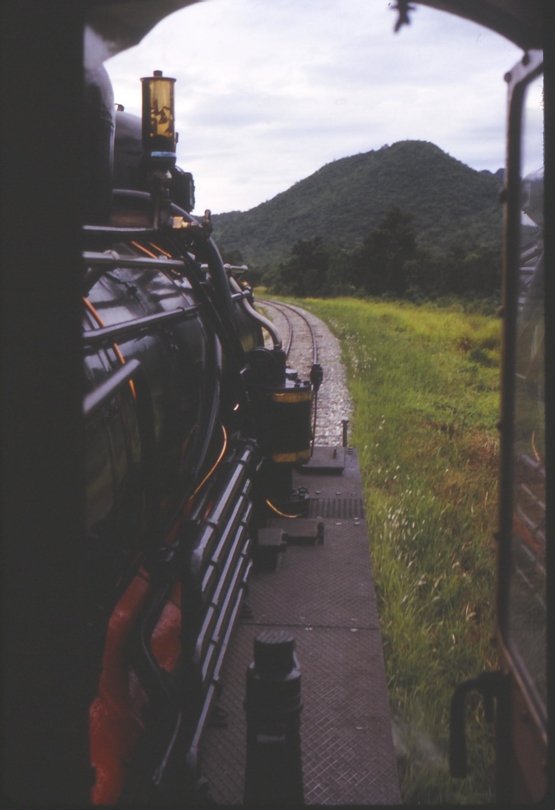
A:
2,0,548,806
80,64,319,802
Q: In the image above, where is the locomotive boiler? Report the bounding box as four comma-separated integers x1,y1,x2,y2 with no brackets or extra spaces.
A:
82,66,316,803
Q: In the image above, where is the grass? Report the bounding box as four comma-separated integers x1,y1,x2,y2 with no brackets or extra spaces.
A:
279,295,502,803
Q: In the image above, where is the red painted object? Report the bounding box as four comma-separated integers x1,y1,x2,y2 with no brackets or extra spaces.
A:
88,570,182,804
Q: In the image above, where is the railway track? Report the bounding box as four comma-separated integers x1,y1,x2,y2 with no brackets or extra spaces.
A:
259,299,318,373
257,299,352,447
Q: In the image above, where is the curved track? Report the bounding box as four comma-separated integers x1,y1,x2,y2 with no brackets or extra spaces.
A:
257,299,352,448
259,299,318,375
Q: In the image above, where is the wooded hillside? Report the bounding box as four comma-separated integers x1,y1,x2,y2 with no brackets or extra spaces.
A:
212,140,503,271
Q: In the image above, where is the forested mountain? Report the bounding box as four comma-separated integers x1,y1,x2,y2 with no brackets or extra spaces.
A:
212,140,503,270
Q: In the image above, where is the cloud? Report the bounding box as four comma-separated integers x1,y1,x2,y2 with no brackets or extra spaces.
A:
106,0,522,213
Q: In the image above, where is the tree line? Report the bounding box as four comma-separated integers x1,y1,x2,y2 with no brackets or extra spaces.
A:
259,207,501,302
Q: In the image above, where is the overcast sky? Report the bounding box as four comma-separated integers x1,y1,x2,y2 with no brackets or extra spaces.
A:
105,0,529,214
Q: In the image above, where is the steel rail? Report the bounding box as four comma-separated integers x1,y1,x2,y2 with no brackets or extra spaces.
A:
260,300,318,365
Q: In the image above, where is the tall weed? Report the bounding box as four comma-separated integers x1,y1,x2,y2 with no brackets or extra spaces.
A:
301,296,501,803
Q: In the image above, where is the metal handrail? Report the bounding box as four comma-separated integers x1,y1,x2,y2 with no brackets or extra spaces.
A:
83,250,185,271
83,359,141,417
83,308,200,348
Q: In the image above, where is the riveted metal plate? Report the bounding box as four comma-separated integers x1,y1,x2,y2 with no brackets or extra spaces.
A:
245,521,380,630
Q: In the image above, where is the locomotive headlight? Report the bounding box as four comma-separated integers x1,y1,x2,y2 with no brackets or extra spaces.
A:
141,70,177,167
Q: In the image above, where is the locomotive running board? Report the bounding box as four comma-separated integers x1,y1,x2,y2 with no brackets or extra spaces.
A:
200,445,400,805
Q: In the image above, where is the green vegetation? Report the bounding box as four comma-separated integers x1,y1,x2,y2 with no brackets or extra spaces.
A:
213,140,503,291
265,206,501,301
294,296,501,803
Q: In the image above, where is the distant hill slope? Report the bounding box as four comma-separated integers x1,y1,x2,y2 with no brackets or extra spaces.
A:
211,140,503,268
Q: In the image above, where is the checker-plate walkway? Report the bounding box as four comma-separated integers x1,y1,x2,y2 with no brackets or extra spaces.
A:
200,447,401,805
